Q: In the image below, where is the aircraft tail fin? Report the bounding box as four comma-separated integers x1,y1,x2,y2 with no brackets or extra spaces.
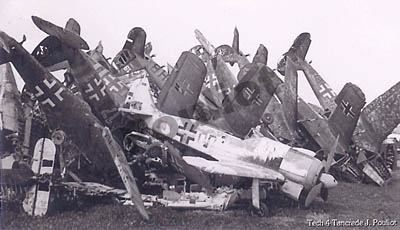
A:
277,32,311,75
301,61,337,114
31,36,69,71
222,64,280,137
31,16,89,50
353,81,400,153
124,27,146,58
232,27,239,56
252,44,268,66
65,18,81,35
328,83,366,150
157,52,207,118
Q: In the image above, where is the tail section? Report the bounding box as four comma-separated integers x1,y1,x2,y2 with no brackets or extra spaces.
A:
277,32,311,75
230,27,240,66
215,27,250,69
328,83,366,150
353,81,400,153
157,52,207,118
65,18,81,35
213,55,238,99
232,27,239,55
222,64,280,137
124,27,146,58
301,61,337,114
31,36,69,71
252,44,268,66
32,16,89,50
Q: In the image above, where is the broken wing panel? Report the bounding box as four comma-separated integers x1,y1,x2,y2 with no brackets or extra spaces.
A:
183,156,285,182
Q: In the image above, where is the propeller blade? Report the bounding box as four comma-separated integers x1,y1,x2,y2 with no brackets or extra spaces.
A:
304,183,322,207
325,135,339,172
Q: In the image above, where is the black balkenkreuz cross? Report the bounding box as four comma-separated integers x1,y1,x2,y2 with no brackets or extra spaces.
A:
243,87,263,106
94,63,127,94
33,78,65,108
175,80,194,95
83,77,106,102
341,100,355,118
176,121,197,144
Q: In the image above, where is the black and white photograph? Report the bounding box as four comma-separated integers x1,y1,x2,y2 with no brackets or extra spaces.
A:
1,1,399,229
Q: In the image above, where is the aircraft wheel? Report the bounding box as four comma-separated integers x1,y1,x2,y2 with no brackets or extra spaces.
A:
249,202,269,217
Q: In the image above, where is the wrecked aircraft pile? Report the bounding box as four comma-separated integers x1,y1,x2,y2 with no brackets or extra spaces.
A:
1,16,399,221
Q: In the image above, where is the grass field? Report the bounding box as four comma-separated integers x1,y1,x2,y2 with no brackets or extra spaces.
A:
2,171,399,230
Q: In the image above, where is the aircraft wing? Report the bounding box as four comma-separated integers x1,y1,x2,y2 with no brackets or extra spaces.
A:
183,156,285,182
157,51,207,118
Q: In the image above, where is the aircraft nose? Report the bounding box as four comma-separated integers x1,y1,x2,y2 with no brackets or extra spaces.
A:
320,173,338,189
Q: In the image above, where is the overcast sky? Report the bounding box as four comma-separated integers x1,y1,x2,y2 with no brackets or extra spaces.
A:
1,0,399,104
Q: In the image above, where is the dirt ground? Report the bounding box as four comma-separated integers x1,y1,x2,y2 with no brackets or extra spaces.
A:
2,171,399,230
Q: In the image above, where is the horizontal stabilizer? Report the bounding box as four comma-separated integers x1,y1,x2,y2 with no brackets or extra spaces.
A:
31,16,89,50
